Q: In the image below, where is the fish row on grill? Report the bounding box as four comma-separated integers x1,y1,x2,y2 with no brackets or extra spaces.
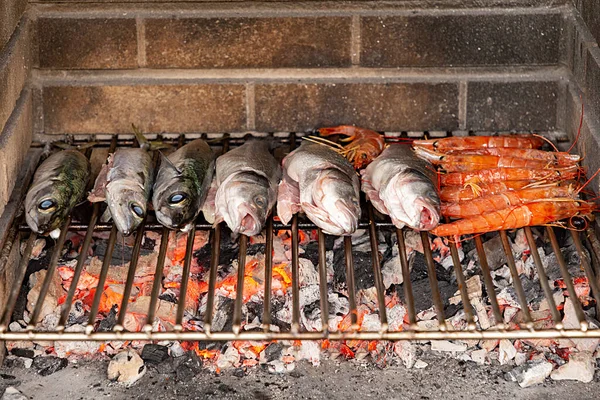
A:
25,139,441,237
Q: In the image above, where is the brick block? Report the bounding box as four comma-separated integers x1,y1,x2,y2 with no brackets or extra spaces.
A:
466,81,558,132
0,0,27,52
0,91,32,218
581,0,600,46
361,14,561,67
586,47,600,123
145,17,352,68
38,18,137,69
42,85,246,134
0,20,30,136
254,83,459,132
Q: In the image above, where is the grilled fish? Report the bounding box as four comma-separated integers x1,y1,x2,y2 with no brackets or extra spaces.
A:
204,140,280,236
361,144,440,231
89,148,154,236
25,150,91,238
152,139,214,231
277,142,360,236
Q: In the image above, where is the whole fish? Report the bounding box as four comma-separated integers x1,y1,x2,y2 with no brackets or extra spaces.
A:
204,140,280,236
152,139,214,231
362,144,440,231
25,150,91,238
277,142,361,236
89,148,154,236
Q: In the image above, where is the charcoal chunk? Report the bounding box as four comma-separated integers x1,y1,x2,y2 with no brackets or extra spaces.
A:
10,348,34,359
233,368,245,378
212,297,234,332
33,356,68,376
97,305,118,332
174,351,203,381
141,344,170,364
263,343,283,362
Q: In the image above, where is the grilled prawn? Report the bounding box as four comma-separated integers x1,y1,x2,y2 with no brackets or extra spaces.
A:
315,125,386,169
413,134,545,152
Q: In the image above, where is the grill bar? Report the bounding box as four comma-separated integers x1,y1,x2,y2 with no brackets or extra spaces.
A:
317,229,330,333
368,205,388,332
474,236,504,328
571,230,600,308
204,224,221,334
144,228,170,332
262,216,274,332
114,222,146,331
232,234,248,334
175,224,197,329
57,204,100,331
86,225,118,334
343,236,359,331
448,239,475,329
396,229,417,327
499,231,533,329
291,215,301,334
525,227,562,328
27,218,71,330
0,233,36,331
547,227,587,329
420,231,447,331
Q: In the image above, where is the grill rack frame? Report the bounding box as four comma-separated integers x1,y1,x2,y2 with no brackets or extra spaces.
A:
1,132,600,342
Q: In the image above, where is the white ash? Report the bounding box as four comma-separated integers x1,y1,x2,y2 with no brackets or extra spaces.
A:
394,341,417,368
506,360,553,388
431,340,467,353
551,351,596,383
107,349,146,386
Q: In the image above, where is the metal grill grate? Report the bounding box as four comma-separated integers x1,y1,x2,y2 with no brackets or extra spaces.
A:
1,132,600,342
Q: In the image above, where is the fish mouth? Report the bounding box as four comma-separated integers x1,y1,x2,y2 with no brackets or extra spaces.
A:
413,198,440,231
226,203,261,236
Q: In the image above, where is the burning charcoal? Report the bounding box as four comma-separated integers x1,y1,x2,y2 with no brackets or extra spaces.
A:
546,352,566,367
27,270,63,321
332,248,375,291
94,240,152,265
519,276,545,306
551,351,596,382
498,339,517,365
211,297,234,332
246,243,265,256
262,343,283,363
154,357,176,375
10,348,34,359
381,243,403,289
2,387,27,400
401,277,457,315
430,340,467,352
393,341,416,368
107,349,146,385
66,300,87,326
32,356,68,376
232,368,245,378
216,346,241,370
141,344,170,364
141,235,156,252
408,252,453,283
505,360,553,387
467,236,507,271
97,305,118,332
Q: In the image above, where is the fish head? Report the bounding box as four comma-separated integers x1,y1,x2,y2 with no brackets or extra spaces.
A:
25,182,70,235
153,180,198,231
106,182,147,236
383,171,440,231
216,172,271,236
305,169,361,235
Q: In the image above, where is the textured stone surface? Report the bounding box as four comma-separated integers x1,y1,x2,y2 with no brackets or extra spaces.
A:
466,81,558,131
42,84,246,134
361,14,561,67
581,0,600,45
38,18,137,69
0,91,32,218
0,20,30,135
255,83,459,132
0,0,27,53
145,17,351,68
586,48,600,125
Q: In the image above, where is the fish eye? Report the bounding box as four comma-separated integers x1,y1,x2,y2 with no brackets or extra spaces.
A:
351,197,360,207
131,203,145,218
254,195,267,208
38,199,56,211
168,193,186,205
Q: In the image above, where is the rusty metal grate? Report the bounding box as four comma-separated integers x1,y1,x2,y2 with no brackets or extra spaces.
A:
1,132,600,342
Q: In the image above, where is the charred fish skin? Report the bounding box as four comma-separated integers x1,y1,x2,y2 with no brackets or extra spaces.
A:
105,148,154,236
25,150,90,235
152,139,214,231
212,140,281,236
362,144,440,231
277,142,361,236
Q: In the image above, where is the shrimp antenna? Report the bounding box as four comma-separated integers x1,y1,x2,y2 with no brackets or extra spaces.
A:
303,136,344,149
532,133,559,152
568,97,584,153
576,167,600,195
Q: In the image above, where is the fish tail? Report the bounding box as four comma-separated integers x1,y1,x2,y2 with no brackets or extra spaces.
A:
131,123,151,150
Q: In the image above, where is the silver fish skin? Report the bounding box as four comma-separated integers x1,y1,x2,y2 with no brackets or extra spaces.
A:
277,142,360,236
103,148,154,236
210,140,281,236
25,150,90,235
361,144,440,231
152,139,214,231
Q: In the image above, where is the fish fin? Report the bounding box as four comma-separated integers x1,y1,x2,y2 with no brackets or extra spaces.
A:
100,208,112,223
276,174,301,225
159,151,183,175
87,160,110,203
131,124,150,150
